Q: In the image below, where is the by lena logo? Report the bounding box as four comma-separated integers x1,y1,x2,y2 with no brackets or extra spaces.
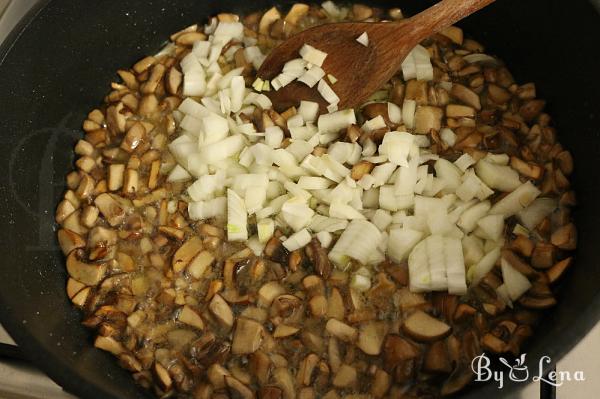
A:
471,353,585,389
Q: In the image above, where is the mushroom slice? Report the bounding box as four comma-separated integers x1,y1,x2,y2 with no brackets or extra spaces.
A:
207,364,231,389
371,369,391,398
273,324,300,338
209,294,234,329
257,281,286,307
225,376,256,399
249,351,271,386
172,236,203,272
71,286,91,307
272,367,295,399
357,321,388,355
154,362,173,392
94,193,133,226
270,294,304,325
296,353,319,386
66,278,85,299
284,3,309,25
178,305,204,330
66,249,107,286
58,229,85,256
305,238,332,279
94,335,124,355
87,226,118,261
232,317,264,355
402,311,451,342
259,386,283,399
325,319,357,343
423,341,452,373
332,364,357,388
383,334,419,368
259,7,281,35
441,363,474,396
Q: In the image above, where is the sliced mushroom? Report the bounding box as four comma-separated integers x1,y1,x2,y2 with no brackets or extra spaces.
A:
423,340,452,373
273,324,300,338
259,386,283,399
257,281,286,307
58,229,85,256
414,106,443,134
308,295,328,318
88,226,118,261
172,236,203,272
66,249,107,286
225,375,255,399
270,294,304,325
272,367,295,399
259,7,281,35
546,257,573,284
305,238,332,279
383,334,419,368
551,223,577,250
296,353,319,386
56,199,76,224
450,84,481,110
178,305,204,330
66,278,85,299
326,287,345,320
481,333,508,353
441,363,474,396
94,193,133,226
232,317,264,355
71,286,90,307
403,310,451,342
326,319,357,343
332,364,357,388
357,321,388,355
209,294,234,329
207,363,231,390
94,335,124,356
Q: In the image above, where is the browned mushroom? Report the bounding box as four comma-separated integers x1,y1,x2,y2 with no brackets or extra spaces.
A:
357,321,388,355
423,340,452,373
66,249,107,286
305,238,332,279
232,317,264,355
403,311,451,342
209,294,234,329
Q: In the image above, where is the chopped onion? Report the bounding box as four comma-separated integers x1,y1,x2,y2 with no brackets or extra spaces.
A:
183,71,207,97
246,235,266,256
388,227,423,263
298,101,320,122
281,197,314,231
329,200,365,220
213,21,244,41
257,218,275,243
283,228,312,251
476,214,505,241
440,128,456,147
298,176,333,190
192,40,211,59
329,220,382,268
265,126,284,148
245,186,267,214
317,109,356,134
463,53,497,64
379,132,414,167
298,66,326,88
402,99,416,129
475,159,521,192
167,164,192,182
387,102,402,124
316,231,333,248
217,66,244,90
309,214,348,232
227,189,248,241
188,197,227,220
489,181,541,217
458,200,491,233
445,237,467,295
468,247,501,285
401,51,416,81
317,79,340,105
299,44,328,67
462,234,484,266
229,76,245,113
356,32,369,46
501,258,532,301
454,153,476,172
517,197,557,230
434,158,463,193
371,209,392,231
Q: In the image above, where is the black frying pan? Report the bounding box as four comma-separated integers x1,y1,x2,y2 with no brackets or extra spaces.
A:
0,1,598,398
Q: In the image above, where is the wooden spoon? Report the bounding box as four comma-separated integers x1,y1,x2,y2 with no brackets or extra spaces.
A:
258,0,495,111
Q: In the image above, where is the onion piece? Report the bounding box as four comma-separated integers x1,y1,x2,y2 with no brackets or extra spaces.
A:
281,197,314,231
257,218,275,243
387,102,402,124
283,228,312,251
167,165,192,182
188,197,227,220
489,181,541,217
454,153,476,172
501,258,532,301
356,32,369,46
298,101,319,122
329,200,365,220
316,231,333,248
517,197,558,230
309,214,348,232
475,159,521,192
458,200,491,233
317,79,340,105
468,247,501,285
476,214,505,241
299,44,328,67
402,99,417,129
227,189,248,241
388,227,423,263
318,109,356,134
298,66,326,88
329,220,382,268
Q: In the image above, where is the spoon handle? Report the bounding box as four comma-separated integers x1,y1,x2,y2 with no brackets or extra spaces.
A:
407,0,496,42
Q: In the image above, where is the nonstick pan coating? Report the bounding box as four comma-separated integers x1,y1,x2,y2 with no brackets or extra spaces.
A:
0,1,598,398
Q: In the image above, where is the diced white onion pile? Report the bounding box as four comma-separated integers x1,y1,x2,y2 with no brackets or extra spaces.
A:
165,17,544,301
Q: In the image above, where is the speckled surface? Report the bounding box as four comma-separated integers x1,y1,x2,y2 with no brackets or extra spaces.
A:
0,1,598,399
